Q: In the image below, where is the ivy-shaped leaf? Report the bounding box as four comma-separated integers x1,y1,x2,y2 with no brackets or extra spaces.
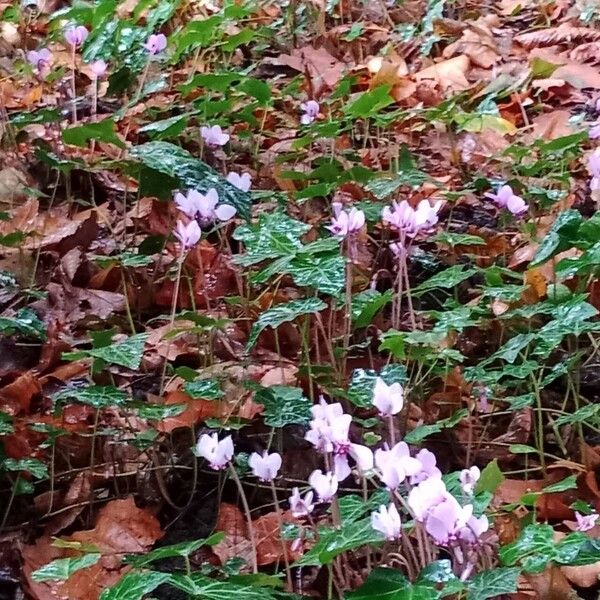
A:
254,385,312,427
32,554,101,582
467,568,520,600
183,379,223,400
0,308,46,339
54,386,127,409
246,298,326,350
99,571,171,600
64,333,149,369
131,142,251,219
347,365,408,408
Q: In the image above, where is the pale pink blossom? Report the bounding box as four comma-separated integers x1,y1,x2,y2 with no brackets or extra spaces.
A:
349,443,374,473
459,466,480,495
414,199,442,230
26,48,52,76
408,476,448,521
196,433,233,470
410,448,441,484
300,100,319,125
201,124,229,147
485,185,528,215
226,172,252,192
589,123,600,140
309,470,338,503
382,200,418,236
174,188,236,225
589,151,600,177
64,25,88,48
459,513,489,545
371,503,402,540
333,453,352,481
304,398,351,455
425,495,471,546
575,512,599,532
173,220,201,248
375,442,421,490
327,205,365,237
289,488,314,517
90,59,107,78
372,377,404,417
144,33,167,55
248,451,282,482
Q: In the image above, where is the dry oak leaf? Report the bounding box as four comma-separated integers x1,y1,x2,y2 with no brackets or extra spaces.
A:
515,23,600,49
155,389,224,433
270,45,345,90
415,55,471,92
569,42,600,65
22,497,162,600
442,21,501,69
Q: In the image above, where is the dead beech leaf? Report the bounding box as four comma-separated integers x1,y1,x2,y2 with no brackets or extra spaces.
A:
272,45,345,91
515,24,600,49
529,110,573,141
155,390,223,433
526,565,576,600
254,510,302,566
0,371,41,415
442,24,501,69
415,55,471,92
22,497,162,600
494,478,544,505
569,41,600,65
553,61,600,90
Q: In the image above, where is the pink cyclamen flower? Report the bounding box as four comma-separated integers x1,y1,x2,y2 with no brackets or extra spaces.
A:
459,513,489,545
196,433,234,470
408,475,448,521
289,487,314,517
326,205,365,238
372,377,404,417
305,398,351,455
144,33,167,55
300,100,319,125
425,495,471,546
349,443,374,473
26,48,52,76
459,466,481,495
485,185,528,215
201,125,229,148
309,470,338,503
248,451,282,482
382,200,417,236
589,123,600,140
90,59,107,78
226,172,252,192
375,442,422,490
174,219,201,248
575,512,599,532
174,188,236,226
371,503,402,540
410,448,441,484
414,199,442,230
64,25,89,48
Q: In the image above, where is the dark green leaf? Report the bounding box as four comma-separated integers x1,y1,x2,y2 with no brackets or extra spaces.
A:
63,118,125,149
89,333,148,369
99,571,171,600
404,409,468,444
246,298,326,350
530,209,582,267
183,379,223,400
32,554,101,582
467,568,520,600
352,290,393,328
347,365,407,408
125,533,224,567
0,308,46,339
254,385,311,427
3,457,48,478
347,567,441,600
53,385,127,408
475,459,504,494
131,142,251,219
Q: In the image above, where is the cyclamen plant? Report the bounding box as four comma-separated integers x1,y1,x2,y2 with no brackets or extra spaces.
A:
194,378,493,586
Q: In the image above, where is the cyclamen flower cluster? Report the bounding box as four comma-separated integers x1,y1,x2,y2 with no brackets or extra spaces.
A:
484,185,528,216
174,188,236,226
144,33,167,55
382,199,442,238
327,203,365,238
64,25,89,48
